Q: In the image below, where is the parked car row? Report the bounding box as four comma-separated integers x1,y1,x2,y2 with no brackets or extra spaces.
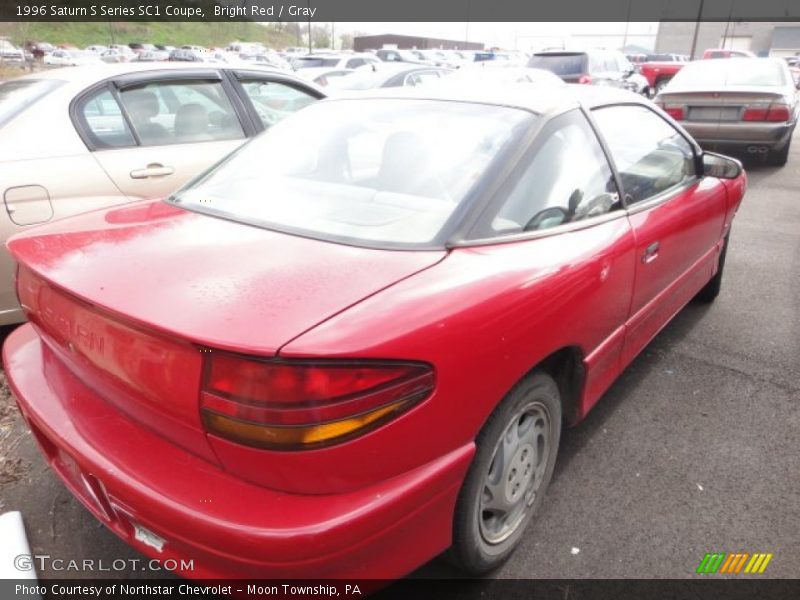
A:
0,57,748,582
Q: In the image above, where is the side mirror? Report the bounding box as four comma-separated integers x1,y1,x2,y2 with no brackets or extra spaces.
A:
702,152,743,180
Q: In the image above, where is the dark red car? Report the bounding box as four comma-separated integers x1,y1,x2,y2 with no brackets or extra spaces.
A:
4,86,746,579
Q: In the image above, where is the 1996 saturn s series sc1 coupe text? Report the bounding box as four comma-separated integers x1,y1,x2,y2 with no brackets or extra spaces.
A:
4,85,745,579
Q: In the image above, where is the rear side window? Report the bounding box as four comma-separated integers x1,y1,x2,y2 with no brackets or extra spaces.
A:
592,105,696,205
0,79,63,128
118,80,245,145
479,109,620,237
80,88,136,148
528,53,588,76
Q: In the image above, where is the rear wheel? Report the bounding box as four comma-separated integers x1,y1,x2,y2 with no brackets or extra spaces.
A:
448,372,561,574
767,140,790,167
696,232,730,303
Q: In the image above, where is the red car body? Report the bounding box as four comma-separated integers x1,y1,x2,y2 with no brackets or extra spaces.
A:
640,61,687,92
4,88,746,580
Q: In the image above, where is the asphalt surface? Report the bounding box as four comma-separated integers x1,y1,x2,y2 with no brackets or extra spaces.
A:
0,130,798,584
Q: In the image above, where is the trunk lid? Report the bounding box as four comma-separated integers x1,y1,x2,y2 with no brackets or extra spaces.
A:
9,200,445,458
659,89,788,123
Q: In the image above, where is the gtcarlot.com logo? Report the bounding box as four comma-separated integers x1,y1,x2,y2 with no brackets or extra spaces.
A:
696,552,773,574
14,554,194,573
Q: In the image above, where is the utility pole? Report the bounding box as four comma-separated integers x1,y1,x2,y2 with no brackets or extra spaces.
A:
306,0,312,52
721,0,736,49
622,0,633,49
689,0,705,60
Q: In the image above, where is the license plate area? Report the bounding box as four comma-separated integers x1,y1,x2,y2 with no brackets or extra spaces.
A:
29,421,116,524
688,106,741,121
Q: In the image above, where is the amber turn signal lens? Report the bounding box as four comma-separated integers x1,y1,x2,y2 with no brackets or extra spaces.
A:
202,398,412,450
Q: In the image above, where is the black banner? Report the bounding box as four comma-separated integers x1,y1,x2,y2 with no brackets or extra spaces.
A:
2,0,800,22
3,579,800,600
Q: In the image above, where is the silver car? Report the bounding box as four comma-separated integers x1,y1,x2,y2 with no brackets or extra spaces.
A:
655,58,798,166
0,62,323,324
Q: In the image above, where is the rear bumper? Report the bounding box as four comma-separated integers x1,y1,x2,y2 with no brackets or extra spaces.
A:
682,120,796,151
4,323,472,579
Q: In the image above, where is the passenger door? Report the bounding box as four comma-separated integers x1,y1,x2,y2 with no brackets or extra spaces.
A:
472,109,637,412
74,70,250,200
591,104,728,366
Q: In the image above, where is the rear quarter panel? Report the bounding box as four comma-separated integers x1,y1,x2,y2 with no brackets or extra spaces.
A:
262,218,636,494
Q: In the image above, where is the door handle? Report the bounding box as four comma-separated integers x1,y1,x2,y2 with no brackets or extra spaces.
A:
130,163,175,179
642,241,660,264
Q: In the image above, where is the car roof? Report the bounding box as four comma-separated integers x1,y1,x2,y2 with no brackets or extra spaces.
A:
328,83,647,115
12,61,287,87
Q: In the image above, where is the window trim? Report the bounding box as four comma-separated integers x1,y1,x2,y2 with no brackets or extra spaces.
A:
456,107,624,246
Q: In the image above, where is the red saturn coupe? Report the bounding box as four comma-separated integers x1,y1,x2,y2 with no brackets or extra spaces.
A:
4,86,745,579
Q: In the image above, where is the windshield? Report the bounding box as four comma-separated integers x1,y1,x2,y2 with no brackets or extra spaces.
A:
0,79,63,128
528,53,588,76
670,59,787,89
171,99,532,248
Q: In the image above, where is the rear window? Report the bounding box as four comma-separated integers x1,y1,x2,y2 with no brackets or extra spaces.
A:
528,53,588,76
293,57,340,69
669,59,787,89
170,99,532,248
0,79,63,128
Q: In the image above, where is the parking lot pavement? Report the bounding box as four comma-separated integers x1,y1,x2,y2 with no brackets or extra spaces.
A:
0,130,798,582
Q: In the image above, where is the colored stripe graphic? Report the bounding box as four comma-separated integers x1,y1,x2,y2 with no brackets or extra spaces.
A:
697,553,726,574
699,552,773,574
720,553,749,573
744,553,774,574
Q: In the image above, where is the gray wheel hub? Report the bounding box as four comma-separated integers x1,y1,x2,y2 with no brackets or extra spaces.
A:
479,401,551,546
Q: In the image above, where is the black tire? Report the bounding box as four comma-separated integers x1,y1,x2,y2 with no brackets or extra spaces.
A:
696,232,730,303
767,140,790,167
448,371,562,574
654,77,671,95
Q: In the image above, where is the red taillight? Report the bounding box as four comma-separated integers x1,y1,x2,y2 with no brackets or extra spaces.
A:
743,104,791,122
742,107,768,121
578,74,592,85
664,106,684,121
201,354,435,450
766,105,791,121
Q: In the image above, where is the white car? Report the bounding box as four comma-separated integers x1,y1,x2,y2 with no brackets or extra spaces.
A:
43,50,103,67
85,44,108,54
100,48,135,63
295,67,356,86
0,63,324,324
291,53,380,71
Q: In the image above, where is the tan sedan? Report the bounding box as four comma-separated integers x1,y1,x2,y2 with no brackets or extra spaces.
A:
654,58,798,166
0,62,324,324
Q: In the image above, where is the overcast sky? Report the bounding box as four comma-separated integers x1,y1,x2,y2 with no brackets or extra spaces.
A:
327,22,661,51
